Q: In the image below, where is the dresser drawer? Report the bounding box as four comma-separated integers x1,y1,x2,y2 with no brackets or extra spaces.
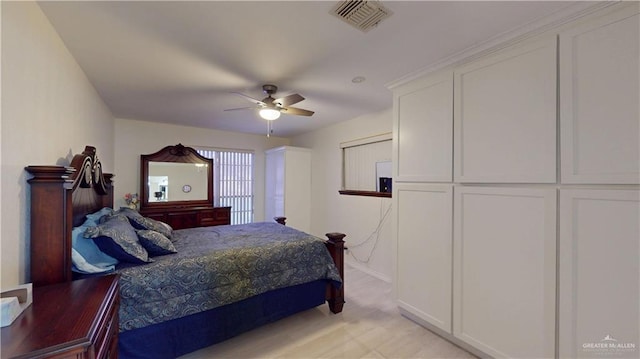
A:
141,207,230,229
198,207,231,226
167,211,198,230
95,294,119,359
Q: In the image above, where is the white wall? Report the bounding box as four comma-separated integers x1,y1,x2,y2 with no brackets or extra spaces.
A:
114,118,289,222
292,108,393,282
1,2,115,287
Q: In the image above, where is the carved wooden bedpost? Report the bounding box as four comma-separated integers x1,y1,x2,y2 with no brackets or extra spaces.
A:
325,232,346,314
25,166,75,287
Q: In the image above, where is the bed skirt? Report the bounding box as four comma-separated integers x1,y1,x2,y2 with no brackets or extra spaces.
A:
118,280,328,359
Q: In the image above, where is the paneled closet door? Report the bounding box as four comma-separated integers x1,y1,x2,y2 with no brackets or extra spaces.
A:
560,7,640,184
559,189,639,358
453,186,556,358
393,70,453,182
396,183,452,333
265,148,285,223
264,146,311,232
454,37,557,183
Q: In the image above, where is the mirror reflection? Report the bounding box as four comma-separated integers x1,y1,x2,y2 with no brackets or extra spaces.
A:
140,143,214,210
147,162,208,202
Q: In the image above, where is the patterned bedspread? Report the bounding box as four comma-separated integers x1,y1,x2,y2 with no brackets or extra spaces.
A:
116,222,342,332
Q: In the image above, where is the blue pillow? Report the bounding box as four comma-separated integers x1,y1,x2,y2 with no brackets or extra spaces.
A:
136,230,177,256
85,207,114,225
71,218,118,274
85,215,152,264
72,248,115,274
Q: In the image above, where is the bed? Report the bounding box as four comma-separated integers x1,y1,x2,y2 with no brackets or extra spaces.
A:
26,146,345,359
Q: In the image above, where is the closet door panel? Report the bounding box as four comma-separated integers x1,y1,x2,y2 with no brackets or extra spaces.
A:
559,189,639,358
396,183,452,333
454,38,557,183
265,146,311,232
394,71,453,182
453,186,556,358
283,149,312,232
560,10,640,184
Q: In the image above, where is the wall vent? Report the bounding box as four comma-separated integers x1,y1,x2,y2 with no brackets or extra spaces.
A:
331,0,393,33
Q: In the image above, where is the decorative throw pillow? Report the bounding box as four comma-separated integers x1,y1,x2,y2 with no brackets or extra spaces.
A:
85,215,152,264
130,216,173,239
136,230,177,256
100,207,143,224
106,208,174,239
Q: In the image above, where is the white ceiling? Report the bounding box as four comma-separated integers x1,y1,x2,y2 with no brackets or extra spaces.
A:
39,1,580,137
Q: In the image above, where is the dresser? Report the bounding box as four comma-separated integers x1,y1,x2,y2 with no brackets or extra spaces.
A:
140,206,231,230
1,275,120,359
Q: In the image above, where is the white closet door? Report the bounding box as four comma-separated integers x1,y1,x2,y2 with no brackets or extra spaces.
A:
264,146,311,232
396,183,452,333
283,148,311,232
454,38,557,183
560,9,640,184
265,148,285,221
393,70,453,182
453,186,556,358
559,189,639,358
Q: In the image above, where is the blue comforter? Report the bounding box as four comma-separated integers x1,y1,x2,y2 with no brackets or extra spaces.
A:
116,222,342,332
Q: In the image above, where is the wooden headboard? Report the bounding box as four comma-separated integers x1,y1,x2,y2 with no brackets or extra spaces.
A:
25,146,113,287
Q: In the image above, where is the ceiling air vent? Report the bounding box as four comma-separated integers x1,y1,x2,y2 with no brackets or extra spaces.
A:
331,0,393,33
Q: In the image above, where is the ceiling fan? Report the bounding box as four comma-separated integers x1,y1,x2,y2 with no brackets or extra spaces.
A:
225,84,314,121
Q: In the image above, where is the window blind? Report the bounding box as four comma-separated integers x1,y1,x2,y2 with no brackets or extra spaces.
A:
197,148,254,225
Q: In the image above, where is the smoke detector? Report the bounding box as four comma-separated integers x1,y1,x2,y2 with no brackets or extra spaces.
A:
331,0,393,33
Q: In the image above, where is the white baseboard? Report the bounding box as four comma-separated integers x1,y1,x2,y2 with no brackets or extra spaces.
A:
345,259,392,283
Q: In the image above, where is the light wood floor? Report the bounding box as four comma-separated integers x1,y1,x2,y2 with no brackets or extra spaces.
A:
179,265,476,359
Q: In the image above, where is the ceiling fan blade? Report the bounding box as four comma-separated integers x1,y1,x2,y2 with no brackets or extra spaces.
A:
282,106,314,116
224,106,255,112
231,92,266,106
273,93,304,107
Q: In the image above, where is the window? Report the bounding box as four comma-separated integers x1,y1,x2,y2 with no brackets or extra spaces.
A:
340,133,392,197
197,148,254,224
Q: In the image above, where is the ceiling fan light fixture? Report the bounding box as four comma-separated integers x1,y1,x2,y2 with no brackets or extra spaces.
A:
259,108,281,120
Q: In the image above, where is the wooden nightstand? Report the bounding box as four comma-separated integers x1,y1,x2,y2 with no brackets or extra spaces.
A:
1,275,120,359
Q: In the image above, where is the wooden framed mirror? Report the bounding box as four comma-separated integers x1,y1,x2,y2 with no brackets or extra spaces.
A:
140,143,213,210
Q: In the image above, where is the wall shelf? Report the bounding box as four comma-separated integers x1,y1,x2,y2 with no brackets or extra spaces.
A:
338,190,391,198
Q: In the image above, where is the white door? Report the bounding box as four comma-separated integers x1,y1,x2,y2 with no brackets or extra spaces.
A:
454,38,557,183
559,189,639,358
393,70,453,183
453,186,556,358
396,183,453,333
560,8,640,184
